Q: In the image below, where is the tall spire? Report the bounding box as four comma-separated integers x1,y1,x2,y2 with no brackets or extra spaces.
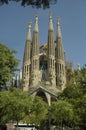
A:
56,17,66,90
47,12,56,86
26,21,32,41
31,14,39,57
22,21,32,91
30,14,40,87
23,21,32,63
48,12,55,56
34,13,38,32
56,17,62,38
56,17,64,60
49,12,53,31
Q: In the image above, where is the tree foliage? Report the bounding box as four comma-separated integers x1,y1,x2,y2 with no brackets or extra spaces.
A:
0,88,48,128
0,88,32,125
23,96,48,126
51,100,74,127
0,43,19,89
0,0,57,8
32,96,48,125
57,65,86,129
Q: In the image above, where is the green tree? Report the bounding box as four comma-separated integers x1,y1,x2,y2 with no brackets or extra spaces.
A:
33,96,48,126
0,0,57,8
73,96,86,129
57,65,86,129
0,88,48,128
51,100,74,128
0,43,19,89
0,91,11,124
23,96,48,127
9,88,33,126
0,88,32,127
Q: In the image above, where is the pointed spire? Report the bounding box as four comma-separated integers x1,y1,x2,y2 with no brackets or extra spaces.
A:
49,12,53,31
30,13,40,87
31,13,39,57
47,12,56,86
26,21,32,40
22,21,32,91
48,11,55,56
56,17,66,89
57,17,62,38
34,13,38,32
23,21,32,63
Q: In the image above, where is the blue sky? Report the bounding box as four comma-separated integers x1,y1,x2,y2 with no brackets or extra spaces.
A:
0,0,86,69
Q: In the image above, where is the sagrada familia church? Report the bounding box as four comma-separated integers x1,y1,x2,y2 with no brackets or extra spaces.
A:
20,13,73,106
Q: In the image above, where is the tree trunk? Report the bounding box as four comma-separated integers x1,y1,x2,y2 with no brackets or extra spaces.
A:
16,120,19,130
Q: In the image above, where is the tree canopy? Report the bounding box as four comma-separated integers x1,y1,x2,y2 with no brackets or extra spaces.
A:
0,88,32,125
0,88,48,128
57,65,86,129
51,100,74,128
0,0,57,8
0,43,19,89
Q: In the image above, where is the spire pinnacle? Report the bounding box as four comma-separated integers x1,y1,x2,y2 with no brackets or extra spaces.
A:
49,11,53,30
26,21,32,40
49,11,52,19
34,13,38,32
35,13,38,19
57,17,61,25
57,17,62,37
28,21,32,29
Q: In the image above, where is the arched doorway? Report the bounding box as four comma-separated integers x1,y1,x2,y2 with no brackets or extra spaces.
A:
36,90,48,104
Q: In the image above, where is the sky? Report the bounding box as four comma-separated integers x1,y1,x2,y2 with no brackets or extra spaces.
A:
0,0,86,70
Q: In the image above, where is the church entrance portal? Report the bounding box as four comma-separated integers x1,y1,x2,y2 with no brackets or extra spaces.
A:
36,91,48,104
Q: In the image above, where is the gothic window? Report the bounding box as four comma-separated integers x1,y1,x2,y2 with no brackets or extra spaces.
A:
62,64,64,74
51,59,52,67
58,64,60,73
60,64,61,72
25,66,26,72
40,61,47,70
53,60,54,67
53,60,55,68
42,72,46,81
34,60,36,69
27,65,29,72
33,60,34,69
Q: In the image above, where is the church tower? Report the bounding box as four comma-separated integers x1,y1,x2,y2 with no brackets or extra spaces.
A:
55,18,66,90
22,22,31,91
30,14,40,88
22,14,67,105
47,13,56,86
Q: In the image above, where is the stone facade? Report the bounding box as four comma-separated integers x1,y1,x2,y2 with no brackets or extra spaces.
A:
22,13,66,105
